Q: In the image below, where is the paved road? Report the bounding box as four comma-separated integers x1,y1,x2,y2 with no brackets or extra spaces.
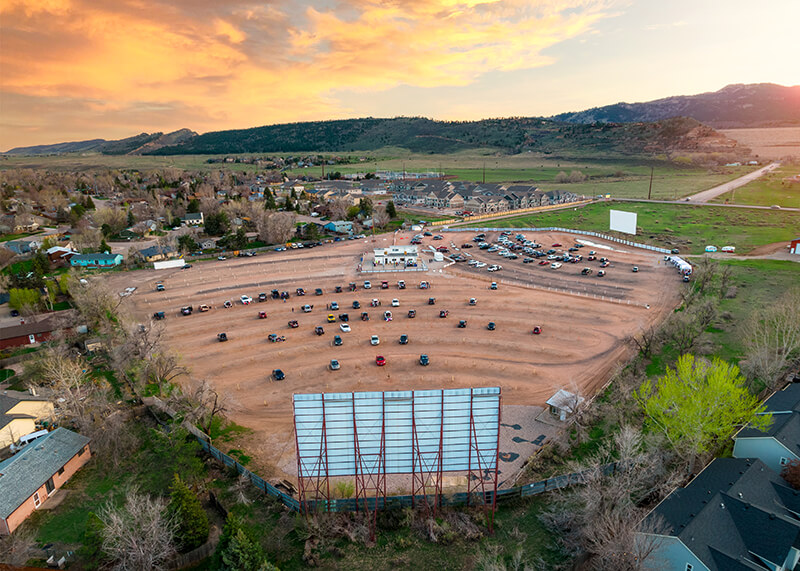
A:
685,162,780,203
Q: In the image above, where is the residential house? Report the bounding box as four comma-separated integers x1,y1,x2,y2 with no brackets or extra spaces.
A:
546,389,584,422
12,221,39,233
733,383,800,473
4,240,31,255
0,391,55,449
0,312,73,349
181,213,204,226
639,457,800,571
199,238,218,250
137,245,175,263
323,221,354,235
45,246,77,266
69,253,123,268
0,428,91,535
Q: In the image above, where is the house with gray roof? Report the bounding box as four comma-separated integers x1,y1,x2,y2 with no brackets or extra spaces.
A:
734,383,800,473
181,212,204,226
3,240,31,255
0,427,91,535
137,245,175,263
639,457,800,570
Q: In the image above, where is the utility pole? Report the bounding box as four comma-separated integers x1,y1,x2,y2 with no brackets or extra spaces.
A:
647,166,654,200
482,162,486,184
322,160,325,180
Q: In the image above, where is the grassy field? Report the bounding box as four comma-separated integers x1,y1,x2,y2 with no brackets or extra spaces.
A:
462,201,800,255
710,164,800,208
1,149,754,202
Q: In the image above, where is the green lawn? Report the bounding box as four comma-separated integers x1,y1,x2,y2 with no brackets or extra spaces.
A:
711,164,800,208
463,201,800,255
709,260,800,362
0,230,43,242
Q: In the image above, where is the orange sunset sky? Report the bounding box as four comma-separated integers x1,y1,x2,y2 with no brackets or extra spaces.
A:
1,0,798,150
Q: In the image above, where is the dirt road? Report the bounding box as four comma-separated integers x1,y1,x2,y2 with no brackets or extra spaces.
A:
686,162,780,203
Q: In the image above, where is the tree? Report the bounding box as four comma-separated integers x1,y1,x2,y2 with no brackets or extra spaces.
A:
304,222,321,240
93,207,127,235
386,200,397,219
84,195,96,209
178,234,199,254
359,196,373,216
99,488,177,571
127,210,135,227
372,206,389,229
30,250,49,278
264,190,277,210
204,211,229,236
168,474,210,552
9,288,41,312
626,324,661,359
99,238,111,253
636,355,772,472
346,205,360,220
101,223,112,237
216,513,276,571
187,198,201,213
742,288,800,390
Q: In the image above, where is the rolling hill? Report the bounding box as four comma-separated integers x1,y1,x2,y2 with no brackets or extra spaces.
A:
553,83,800,128
3,129,197,156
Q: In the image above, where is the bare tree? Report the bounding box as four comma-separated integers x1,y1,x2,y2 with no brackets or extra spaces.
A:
662,313,702,355
69,276,127,333
93,207,127,234
266,212,296,244
626,325,661,358
692,256,718,295
540,427,678,570
327,198,350,220
99,488,177,571
372,206,390,229
0,526,36,566
742,288,800,389
170,379,229,436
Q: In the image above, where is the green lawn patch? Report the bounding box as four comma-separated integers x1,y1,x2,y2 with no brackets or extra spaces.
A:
208,416,253,442
0,368,15,382
463,201,800,255
711,164,800,208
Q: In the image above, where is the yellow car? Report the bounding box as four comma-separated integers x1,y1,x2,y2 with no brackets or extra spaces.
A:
327,314,336,323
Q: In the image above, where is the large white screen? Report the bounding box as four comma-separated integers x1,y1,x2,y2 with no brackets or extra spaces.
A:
609,209,638,235
294,388,500,477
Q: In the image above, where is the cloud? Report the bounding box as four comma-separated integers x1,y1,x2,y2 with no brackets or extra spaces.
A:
0,0,617,148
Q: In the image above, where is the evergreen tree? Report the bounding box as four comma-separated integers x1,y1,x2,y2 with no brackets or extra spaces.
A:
221,529,264,570
31,250,50,278
386,200,397,218
84,195,96,209
265,191,277,210
168,474,209,552
127,210,135,227
187,199,201,213
99,239,111,253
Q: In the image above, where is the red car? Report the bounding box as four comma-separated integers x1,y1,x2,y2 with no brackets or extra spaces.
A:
532,326,542,335
552,243,562,247
376,355,386,366
258,311,267,319
288,320,299,328
538,260,549,265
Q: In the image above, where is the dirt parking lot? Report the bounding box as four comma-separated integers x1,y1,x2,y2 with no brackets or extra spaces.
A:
109,230,680,481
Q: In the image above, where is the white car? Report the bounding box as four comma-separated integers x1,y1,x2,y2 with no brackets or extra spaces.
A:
340,323,351,332
364,281,372,289
391,299,400,307
487,265,501,272
370,335,380,346
550,262,562,269
475,262,487,268
240,295,253,304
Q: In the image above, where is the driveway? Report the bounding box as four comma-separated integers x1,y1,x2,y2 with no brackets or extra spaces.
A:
685,162,780,203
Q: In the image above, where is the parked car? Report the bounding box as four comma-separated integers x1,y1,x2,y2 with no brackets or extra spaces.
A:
439,310,449,318
288,320,299,328
469,298,477,306
419,354,429,366
352,300,361,309
348,283,357,291
315,288,323,296
532,326,542,335
315,326,325,335
268,333,285,343
335,286,343,293
271,289,281,299
419,281,430,289
218,256,226,260
487,322,496,331
361,312,370,321
364,280,372,289
399,334,409,345
333,335,343,346
457,320,467,328
330,359,340,371
181,306,193,315
550,262,563,269
428,297,436,305
153,311,166,320
217,332,228,342
384,311,392,321
339,313,349,322
296,288,306,296
272,369,285,381
381,281,389,289
330,301,339,310
156,282,165,292
376,355,386,366
398,280,406,289
258,292,268,302
581,267,593,275
327,314,336,323
407,309,416,318
370,335,380,346
632,266,639,273
490,282,497,290
259,311,267,319
391,299,400,307
597,270,606,277
371,299,381,307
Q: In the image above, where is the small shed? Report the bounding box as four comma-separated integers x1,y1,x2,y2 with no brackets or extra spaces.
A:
546,389,584,422
84,338,104,353
791,237,800,256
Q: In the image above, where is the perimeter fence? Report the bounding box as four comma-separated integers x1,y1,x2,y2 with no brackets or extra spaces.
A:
442,226,672,254
145,396,617,514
